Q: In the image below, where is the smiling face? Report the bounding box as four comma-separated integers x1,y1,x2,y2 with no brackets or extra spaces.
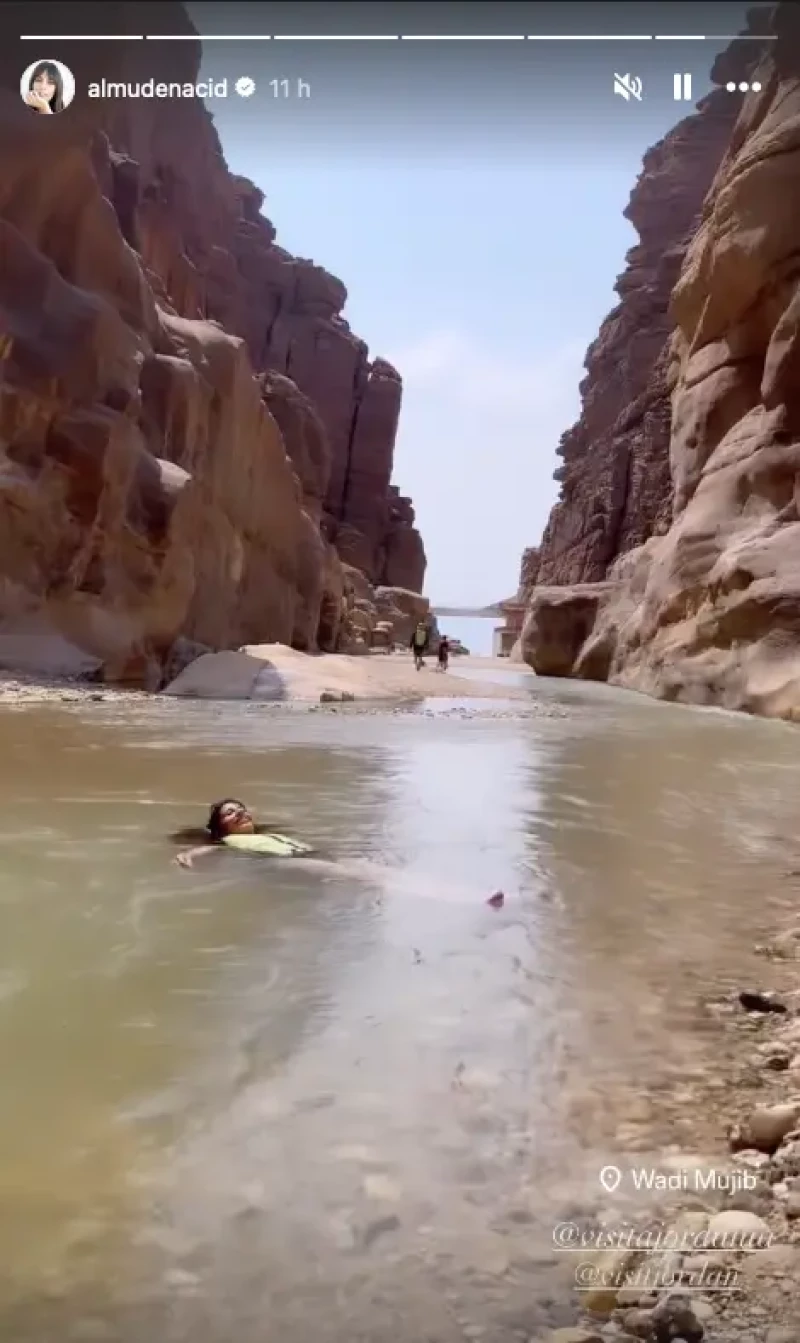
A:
32,69,56,104
218,801,255,836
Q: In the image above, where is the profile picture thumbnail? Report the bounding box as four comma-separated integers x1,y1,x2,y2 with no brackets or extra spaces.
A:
20,59,75,115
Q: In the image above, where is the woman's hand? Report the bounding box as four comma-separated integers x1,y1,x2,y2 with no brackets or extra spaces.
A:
25,92,52,113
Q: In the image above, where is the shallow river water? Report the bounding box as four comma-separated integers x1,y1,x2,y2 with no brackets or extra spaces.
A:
1,669,800,1341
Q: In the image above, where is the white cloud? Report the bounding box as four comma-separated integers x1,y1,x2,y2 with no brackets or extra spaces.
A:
389,327,586,417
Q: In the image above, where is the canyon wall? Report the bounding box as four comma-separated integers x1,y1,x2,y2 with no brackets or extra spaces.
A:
519,9,800,721
535,71,750,587
0,2,425,685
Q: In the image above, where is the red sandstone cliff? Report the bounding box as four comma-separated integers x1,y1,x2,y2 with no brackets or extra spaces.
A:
0,2,425,684
535,85,746,586
97,20,425,596
519,7,800,721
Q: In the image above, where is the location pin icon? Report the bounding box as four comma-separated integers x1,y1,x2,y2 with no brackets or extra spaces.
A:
599,1165,622,1193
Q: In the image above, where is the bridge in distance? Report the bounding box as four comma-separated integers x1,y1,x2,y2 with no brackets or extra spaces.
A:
432,604,502,619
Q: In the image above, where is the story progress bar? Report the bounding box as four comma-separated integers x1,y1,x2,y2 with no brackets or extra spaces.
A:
19,33,778,42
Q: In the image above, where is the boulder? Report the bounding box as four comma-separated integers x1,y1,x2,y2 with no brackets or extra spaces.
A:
518,583,615,676
730,1104,800,1155
373,586,433,645
162,650,269,700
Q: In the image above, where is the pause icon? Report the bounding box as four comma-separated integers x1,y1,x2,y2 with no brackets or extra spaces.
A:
673,72,693,101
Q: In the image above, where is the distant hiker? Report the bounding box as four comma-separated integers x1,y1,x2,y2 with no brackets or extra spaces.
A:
437,636,450,672
410,621,429,670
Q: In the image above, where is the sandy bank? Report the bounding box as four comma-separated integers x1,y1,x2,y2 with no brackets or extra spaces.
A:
0,650,534,709
162,646,534,705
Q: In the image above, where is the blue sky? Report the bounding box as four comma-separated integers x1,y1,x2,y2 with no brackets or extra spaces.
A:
198,24,748,604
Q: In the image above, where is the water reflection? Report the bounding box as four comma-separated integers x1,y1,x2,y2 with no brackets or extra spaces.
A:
523,685,800,1160
0,705,392,1317
0,688,798,1339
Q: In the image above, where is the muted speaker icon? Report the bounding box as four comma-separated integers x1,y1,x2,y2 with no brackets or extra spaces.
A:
613,73,643,101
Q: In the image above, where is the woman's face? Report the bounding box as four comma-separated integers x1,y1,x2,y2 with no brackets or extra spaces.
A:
33,70,56,103
218,802,255,836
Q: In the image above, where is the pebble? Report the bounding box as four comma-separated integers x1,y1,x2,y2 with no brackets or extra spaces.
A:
162,1268,201,1289
739,990,788,1014
468,1246,510,1278
682,1252,727,1275
543,1331,604,1343
732,1149,771,1170
363,1173,402,1202
615,1289,644,1308
620,1307,653,1337
740,1243,799,1279
758,1051,791,1072
650,1292,704,1343
360,1214,401,1248
333,1144,377,1163
706,1209,771,1243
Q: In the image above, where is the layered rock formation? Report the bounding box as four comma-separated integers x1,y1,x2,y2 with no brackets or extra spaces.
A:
536,80,745,587
519,9,800,721
0,2,426,685
98,21,425,595
517,547,541,603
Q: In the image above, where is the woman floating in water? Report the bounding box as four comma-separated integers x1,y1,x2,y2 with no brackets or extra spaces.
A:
173,799,497,908
174,799,313,868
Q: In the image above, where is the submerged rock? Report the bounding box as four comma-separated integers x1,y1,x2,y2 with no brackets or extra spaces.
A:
650,1292,704,1342
739,991,788,1015
730,1105,800,1155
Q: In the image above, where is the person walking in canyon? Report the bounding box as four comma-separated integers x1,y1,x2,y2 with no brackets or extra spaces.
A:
410,620,430,670
437,636,450,672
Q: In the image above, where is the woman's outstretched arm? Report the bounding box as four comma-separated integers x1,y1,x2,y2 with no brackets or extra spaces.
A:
175,846,218,869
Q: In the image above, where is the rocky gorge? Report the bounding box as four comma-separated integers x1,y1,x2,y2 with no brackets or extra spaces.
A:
0,1,428,689
516,3,800,723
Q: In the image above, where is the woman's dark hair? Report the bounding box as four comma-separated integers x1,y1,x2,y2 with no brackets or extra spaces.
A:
206,798,247,841
29,62,64,113
170,801,264,846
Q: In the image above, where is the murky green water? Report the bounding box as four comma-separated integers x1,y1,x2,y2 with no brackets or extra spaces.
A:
0,671,798,1340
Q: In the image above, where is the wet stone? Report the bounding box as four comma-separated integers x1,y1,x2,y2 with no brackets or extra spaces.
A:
505,1205,535,1225
650,1292,704,1342
621,1308,654,1337
467,1245,510,1278
359,1214,401,1249
363,1173,402,1202
543,1330,605,1343
294,1092,336,1113
162,1268,201,1290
